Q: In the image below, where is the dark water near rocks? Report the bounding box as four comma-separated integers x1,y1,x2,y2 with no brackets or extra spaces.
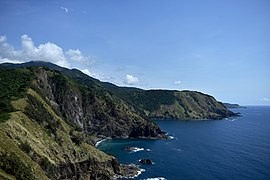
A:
98,106,270,179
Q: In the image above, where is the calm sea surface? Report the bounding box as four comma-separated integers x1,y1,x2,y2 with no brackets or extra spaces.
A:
98,106,270,180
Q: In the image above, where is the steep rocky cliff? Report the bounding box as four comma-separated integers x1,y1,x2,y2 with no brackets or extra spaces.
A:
0,66,162,179
0,62,237,179
33,68,164,138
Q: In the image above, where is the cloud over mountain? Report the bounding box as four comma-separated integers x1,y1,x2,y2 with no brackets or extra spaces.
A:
0,34,93,68
124,74,139,85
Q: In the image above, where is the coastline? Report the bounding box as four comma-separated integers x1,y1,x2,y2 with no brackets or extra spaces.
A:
114,164,145,179
95,138,110,147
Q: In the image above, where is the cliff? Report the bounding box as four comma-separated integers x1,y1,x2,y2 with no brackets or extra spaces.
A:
0,61,237,179
0,66,161,179
2,61,236,120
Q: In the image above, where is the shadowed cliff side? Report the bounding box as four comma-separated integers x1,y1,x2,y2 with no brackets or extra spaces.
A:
0,67,161,179
33,68,164,138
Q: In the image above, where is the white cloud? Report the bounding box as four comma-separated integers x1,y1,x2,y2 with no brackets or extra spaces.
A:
124,74,139,85
81,69,97,77
261,97,269,102
0,35,7,43
0,34,93,69
61,6,69,13
66,49,95,64
174,80,181,85
81,69,91,76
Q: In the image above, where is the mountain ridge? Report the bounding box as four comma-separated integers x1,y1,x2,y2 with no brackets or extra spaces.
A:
0,61,237,179
1,61,236,120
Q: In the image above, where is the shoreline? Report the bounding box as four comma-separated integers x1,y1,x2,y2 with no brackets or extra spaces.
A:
114,164,145,179
95,138,110,147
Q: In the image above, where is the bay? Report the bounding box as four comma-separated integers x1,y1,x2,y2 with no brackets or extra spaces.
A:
98,106,270,179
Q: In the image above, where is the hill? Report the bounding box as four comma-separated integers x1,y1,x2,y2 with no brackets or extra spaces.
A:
0,61,237,179
0,65,163,179
223,103,245,108
2,61,236,120
102,83,235,120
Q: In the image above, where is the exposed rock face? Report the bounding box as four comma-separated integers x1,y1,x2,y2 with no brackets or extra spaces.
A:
0,61,238,179
34,68,164,138
0,84,142,179
0,66,163,179
0,96,120,180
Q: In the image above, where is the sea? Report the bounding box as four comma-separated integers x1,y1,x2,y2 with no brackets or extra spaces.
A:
97,106,270,180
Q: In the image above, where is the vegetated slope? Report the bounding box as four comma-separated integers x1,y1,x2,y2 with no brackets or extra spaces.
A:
0,67,162,179
1,63,164,138
1,61,236,120
103,83,236,120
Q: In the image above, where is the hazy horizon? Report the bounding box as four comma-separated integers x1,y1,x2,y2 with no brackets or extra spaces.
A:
0,0,269,105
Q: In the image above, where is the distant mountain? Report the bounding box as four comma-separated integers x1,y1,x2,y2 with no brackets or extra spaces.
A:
102,83,236,120
0,61,237,179
223,103,245,108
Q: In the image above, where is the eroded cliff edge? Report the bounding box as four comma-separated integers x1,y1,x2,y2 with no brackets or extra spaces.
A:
0,67,163,179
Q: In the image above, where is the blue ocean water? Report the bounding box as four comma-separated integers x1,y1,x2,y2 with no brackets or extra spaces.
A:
98,106,270,179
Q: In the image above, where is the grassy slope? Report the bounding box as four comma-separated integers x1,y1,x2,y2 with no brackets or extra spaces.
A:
0,90,114,179
0,68,114,179
1,62,234,120
103,83,234,119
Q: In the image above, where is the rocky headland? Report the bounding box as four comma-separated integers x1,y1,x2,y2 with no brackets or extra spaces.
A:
0,61,237,179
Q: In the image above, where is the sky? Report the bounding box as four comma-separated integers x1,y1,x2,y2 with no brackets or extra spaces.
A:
0,0,269,105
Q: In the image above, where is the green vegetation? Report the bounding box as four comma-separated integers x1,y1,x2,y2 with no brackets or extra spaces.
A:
1,61,235,120
19,141,32,154
0,62,236,179
0,152,35,180
223,103,245,108
0,65,118,179
103,84,235,119
0,67,33,122
0,113,11,123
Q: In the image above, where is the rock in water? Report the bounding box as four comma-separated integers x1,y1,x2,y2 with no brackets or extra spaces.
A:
139,159,153,164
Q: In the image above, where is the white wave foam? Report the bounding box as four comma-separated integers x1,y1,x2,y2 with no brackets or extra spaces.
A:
127,147,151,153
114,167,145,179
135,168,146,178
130,147,144,153
168,136,175,140
95,139,107,147
143,177,167,180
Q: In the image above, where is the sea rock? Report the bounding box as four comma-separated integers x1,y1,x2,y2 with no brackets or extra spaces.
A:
123,146,134,151
116,164,142,179
139,159,153,164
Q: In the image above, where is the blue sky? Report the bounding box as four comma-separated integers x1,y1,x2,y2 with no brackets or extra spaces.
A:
0,0,269,105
